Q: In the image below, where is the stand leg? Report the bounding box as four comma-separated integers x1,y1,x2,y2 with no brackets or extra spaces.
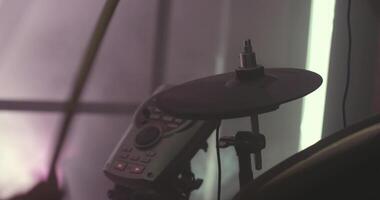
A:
232,114,265,189
235,148,254,189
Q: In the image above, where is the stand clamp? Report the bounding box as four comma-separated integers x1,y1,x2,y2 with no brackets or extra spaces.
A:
219,130,266,189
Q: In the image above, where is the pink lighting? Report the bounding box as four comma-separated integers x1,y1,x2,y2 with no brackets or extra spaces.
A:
0,112,59,199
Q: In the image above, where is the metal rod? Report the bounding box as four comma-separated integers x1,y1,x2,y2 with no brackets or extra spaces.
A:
250,114,259,133
0,100,137,114
150,0,172,92
250,114,262,170
48,0,120,181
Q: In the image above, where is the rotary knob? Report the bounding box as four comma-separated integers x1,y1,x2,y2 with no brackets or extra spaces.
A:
135,126,161,149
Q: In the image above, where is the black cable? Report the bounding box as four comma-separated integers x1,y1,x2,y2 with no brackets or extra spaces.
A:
342,0,352,128
215,121,222,200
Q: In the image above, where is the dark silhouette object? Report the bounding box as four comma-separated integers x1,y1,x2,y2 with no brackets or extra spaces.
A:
234,114,380,200
8,173,64,200
155,40,322,120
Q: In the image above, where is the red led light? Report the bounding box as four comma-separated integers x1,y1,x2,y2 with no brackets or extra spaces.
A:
128,164,145,174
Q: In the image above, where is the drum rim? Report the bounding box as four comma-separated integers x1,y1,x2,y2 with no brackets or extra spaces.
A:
234,114,380,200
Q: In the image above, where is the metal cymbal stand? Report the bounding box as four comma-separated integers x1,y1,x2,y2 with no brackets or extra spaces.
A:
218,40,267,189
219,114,266,189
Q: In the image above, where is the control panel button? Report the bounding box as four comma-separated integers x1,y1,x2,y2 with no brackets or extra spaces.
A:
128,164,145,174
147,106,156,111
114,160,127,171
120,153,129,159
129,155,140,161
167,123,179,129
135,126,161,149
152,107,161,113
146,151,156,157
141,157,151,163
174,118,184,124
122,146,133,152
150,114,161,120
163,115,174,122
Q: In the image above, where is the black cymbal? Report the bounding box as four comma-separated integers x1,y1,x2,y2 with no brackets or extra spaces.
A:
155,68,322,120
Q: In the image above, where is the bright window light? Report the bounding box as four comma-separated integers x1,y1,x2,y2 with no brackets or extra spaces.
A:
299,0,336,150
0,117,47,199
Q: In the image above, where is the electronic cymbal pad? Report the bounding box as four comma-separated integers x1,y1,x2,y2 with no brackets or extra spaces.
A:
156,39,322,120
154,39,323,195
155,68,322,120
